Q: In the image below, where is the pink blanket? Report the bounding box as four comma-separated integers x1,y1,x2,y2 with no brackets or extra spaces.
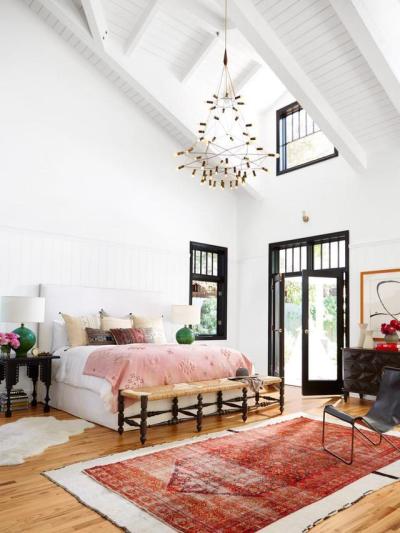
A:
83,344,253,412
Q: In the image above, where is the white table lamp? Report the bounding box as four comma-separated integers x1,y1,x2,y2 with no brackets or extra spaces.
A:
1,296,45,357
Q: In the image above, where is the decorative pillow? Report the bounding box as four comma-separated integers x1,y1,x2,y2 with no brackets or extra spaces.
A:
132,316,166,344
61,313,100,347
86,328,116,346
110,328,145,345
101,316,132,330
51,319,69,352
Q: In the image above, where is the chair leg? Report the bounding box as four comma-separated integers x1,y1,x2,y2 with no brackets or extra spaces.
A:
322,409,355,465
381,433,400,452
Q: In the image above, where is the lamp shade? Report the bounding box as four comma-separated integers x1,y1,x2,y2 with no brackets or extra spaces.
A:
1,296,45,324
171,305,200,326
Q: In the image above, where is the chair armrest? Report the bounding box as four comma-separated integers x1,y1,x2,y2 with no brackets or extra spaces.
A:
324,404,355,425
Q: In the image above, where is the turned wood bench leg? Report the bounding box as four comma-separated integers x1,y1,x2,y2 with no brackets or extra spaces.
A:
217,390,223,415
118,392,125,435
171,396,179,424
140,395,148,445
242,387,248,422
196,393,203,432
279,380,284,414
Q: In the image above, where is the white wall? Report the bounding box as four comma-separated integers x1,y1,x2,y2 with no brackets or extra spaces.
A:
0,1,238,392
237,92,400,373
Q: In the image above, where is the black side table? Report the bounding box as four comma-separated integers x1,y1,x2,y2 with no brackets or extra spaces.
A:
0,355,60,417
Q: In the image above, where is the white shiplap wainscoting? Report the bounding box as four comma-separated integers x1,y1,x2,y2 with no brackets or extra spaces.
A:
0,225,189,395
0,225,189,306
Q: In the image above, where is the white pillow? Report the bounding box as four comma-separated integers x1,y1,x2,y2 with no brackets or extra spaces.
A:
132,316,167,344
101,316,132,330
51,319,69,352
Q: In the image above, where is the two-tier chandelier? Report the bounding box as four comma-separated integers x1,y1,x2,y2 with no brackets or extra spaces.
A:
175,0,279,190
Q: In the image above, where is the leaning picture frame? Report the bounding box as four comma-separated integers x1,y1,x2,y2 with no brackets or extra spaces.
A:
360,268,400,339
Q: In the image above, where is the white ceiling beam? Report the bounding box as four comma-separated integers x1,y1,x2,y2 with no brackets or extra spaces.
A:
233,61,261,93
81,0,109,49
331,0,400,117
228,0,368,172
125,0,161,56
38,0,195,146
180,33,218,84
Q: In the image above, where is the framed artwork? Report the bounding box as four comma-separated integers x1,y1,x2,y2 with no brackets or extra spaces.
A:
360,268,400,338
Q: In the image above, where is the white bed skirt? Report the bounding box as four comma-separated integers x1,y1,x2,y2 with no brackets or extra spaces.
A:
48,382,257,432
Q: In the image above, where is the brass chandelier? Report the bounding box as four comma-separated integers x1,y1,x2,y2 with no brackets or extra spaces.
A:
175,0,279,190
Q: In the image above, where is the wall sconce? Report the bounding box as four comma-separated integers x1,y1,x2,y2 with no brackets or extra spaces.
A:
302,211,310,223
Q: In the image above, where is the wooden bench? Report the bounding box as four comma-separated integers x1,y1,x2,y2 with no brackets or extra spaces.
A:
118,376,283,444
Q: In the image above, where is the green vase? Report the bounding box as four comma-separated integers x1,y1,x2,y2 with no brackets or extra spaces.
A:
12,324,36,357
176,326,195,344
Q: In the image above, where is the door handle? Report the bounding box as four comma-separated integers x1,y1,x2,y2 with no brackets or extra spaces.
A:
274,328,283,333
304,329,309,335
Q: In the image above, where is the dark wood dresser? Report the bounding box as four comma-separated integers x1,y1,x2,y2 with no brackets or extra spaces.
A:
342,347,400,400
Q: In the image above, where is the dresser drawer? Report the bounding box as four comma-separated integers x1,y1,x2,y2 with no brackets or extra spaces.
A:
343,348,400,396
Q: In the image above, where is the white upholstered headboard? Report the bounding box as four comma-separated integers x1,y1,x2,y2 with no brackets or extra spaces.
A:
38,284,171,352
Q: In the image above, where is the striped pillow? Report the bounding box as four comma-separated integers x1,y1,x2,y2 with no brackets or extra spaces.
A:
110,328,145,345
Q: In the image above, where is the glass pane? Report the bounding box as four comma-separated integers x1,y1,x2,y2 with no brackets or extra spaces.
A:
292,111,299,140
308,276,338,381
207,252,213,275
279,249,285,273
201,251,207,275
192,280,217,336
213,253,218,276
293,246,300,272
339,240,346,268
286,248,293,273
301,245,308,270
322,242,330,269
330,241,338,268
284,277,302,386
299,109,306,138
195,250,201,274
314,244,321,270
286,113,293,143
286,130,335,169
306,113,314,135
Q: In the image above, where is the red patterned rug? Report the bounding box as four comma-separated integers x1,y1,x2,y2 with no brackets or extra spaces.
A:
83,417,400,532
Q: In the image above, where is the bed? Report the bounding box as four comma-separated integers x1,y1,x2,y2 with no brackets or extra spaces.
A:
38,284,255,431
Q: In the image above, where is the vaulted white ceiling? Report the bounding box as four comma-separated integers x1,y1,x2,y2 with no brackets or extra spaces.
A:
24,0,400,187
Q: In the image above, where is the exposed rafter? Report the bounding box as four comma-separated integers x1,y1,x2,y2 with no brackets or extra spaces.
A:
38,0,195,146
125,0,161,56
233,61,261,93
331,0,400,117
180,33,218,84
228,0,368,172
81,0,109,49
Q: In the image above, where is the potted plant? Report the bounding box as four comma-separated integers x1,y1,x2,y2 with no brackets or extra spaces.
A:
381,320,400,343
0,332,21,357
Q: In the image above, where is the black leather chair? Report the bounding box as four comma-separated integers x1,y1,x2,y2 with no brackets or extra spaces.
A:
322,366,400,465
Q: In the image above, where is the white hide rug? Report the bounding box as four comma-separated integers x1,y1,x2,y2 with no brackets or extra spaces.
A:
44,413,400,533
0,416,94,466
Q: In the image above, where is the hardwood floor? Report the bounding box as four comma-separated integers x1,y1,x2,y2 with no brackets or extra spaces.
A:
0,386,399,533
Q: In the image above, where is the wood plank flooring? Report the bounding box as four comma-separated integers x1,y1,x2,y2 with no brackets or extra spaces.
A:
0,386,399,532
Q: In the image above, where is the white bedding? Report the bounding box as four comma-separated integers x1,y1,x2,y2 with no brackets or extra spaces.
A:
54,346,114,412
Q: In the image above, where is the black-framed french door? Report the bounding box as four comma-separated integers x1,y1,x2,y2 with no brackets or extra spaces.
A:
268,231,349,395
302,270,344,395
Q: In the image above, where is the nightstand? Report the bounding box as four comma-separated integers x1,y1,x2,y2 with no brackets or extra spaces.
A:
0,355,60,417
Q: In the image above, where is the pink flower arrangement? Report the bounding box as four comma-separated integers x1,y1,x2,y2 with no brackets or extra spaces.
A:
0,332,20,350
381,319,400,336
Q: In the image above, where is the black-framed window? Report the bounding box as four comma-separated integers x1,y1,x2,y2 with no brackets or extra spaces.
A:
276,102,338,175
189,241,227,340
